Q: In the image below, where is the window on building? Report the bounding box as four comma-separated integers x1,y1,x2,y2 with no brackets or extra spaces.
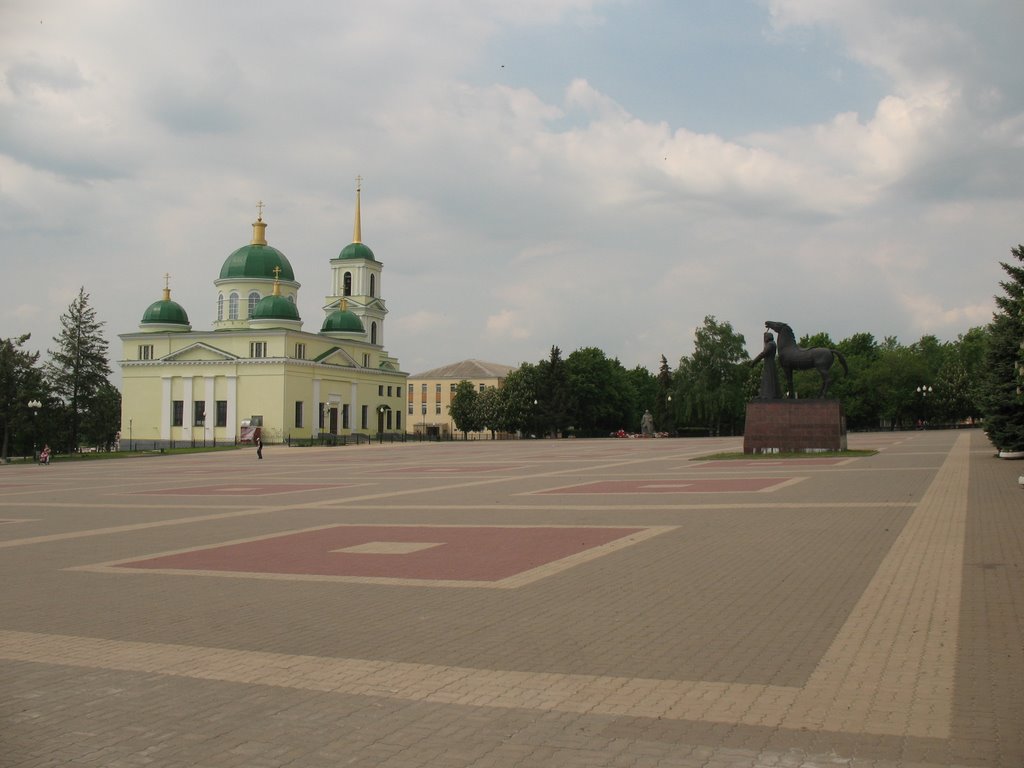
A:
295,401,303,428
435,403,441,415
172,400,184,427
396,412,402,431
450,383,457,393
138,344,154,361
216,401,227,428
369,274,375,297
194,401,206,427
294,343,305,359
247,291,261,317
421,383,427,401
250,341,267,358
217,293,224,321
362,353,370,367
435,383,442,395
387,386,392,397
342,403,350,429
408,401,414,415
360,405,368,429
378,385,384,396
343,272,352,296
371,322,377,344
228,292,239,320
408,384,414,401
479,383,486,393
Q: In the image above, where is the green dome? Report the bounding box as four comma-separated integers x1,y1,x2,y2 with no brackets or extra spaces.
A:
320,309,364,333
141,299,190,327
251,294,301,321
335,242,376,262
220,243,295,280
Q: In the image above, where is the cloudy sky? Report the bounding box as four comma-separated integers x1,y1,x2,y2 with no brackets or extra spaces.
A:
3,0,1022,380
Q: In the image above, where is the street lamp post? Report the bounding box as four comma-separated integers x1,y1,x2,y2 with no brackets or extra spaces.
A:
28,399,41,461
916,385,933,428
421,403,427,441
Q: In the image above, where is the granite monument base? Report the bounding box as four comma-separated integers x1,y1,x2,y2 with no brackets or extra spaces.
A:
743,399,847,454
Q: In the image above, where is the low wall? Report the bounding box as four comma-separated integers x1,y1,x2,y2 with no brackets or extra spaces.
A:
743,399,847,454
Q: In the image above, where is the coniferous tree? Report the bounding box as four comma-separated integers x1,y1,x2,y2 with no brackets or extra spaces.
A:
0,334,45,462
536,345,571,437
980,245,1024,452
45,288,113,452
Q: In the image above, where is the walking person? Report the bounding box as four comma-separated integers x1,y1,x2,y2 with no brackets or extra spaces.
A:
255,432,263,460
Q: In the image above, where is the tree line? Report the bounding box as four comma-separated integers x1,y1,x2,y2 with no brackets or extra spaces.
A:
449,246,1024,451
1,288,119,461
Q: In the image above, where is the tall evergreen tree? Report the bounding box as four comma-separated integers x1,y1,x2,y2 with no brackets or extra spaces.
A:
45,288,113,452
980,245,1024,452
536,345,571,437
0,334,45,462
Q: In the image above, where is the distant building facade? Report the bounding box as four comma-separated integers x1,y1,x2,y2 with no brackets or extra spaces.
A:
119,185,406,446
406,359,515,438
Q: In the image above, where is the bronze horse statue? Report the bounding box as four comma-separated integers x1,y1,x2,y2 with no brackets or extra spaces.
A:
765,321,848,398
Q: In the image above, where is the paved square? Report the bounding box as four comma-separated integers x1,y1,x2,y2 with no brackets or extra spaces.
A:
537,477,800,493
1,431,1021,768
83,524,667,586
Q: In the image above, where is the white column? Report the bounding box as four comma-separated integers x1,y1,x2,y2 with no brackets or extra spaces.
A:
204,376,215,442
160,377,172,441
311,378,321,438
227,375,238,442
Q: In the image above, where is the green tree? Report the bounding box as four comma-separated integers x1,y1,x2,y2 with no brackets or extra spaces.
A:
493,364,539,435
625,364,658,433
0,334,45,461
476,386,502,439
82,380,122,450
653,355,675,435
536,346,571,437
677,316,749,435
45,288,113,452
565,347,636,436
980,245,1024,451
448,380,481,437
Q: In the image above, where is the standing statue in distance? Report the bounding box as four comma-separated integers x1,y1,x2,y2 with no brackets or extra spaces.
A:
765,320,848,399
749,330,782,399
640,409,655,436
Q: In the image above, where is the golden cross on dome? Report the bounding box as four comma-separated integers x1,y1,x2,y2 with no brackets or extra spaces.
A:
163,273,171,289
354,175,362,192
256,200,265,221
272,266,281,279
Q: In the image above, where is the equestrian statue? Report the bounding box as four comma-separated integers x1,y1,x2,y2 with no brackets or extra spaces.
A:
764,320,848,399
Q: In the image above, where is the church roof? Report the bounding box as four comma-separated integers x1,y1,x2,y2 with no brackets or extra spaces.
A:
409,359,516,380
219,216,295,281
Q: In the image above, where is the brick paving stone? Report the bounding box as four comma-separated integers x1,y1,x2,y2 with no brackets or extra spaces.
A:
0,431,1021,767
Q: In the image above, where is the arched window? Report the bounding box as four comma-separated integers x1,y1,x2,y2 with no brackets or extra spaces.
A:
343,272,352,296
217,293,224,321
369,274,375,297
247,291,261,317
371,321,378,345
228,292,239,320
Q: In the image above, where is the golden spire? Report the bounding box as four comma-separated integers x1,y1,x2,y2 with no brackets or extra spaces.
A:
352,176,362,244
162,272,171,301
340,298,348,312
252,200,268,245
272,266,282,296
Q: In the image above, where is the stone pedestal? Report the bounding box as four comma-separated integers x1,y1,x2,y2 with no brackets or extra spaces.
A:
743,399,847,454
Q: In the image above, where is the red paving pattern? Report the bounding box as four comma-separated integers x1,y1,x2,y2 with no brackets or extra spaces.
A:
114,525,646,581
136,483,353,496
539,478,795,494
697,458,847,469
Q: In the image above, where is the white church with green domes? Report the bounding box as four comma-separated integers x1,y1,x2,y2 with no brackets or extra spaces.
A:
119,185,406,446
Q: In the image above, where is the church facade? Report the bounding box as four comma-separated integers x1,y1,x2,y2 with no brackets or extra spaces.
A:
119,186,406,446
